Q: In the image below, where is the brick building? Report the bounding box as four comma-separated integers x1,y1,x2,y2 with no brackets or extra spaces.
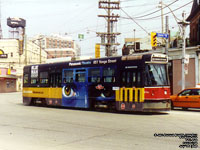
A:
186,0,200,46
32,34,81,59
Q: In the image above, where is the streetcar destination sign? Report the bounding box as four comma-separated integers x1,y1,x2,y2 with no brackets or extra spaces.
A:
156,33,169,39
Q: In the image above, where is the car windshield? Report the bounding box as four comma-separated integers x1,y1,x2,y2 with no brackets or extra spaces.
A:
145,64,169,86
179,89,200,96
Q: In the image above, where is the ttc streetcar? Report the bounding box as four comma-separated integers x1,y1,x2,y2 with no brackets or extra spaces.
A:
23,53,171,112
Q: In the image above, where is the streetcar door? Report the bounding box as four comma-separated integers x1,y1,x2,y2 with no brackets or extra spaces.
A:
116,68,144,111
121,69,137,87
49,73,62,99
62,69,89,108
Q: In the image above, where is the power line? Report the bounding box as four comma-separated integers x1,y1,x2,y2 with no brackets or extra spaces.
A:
56,1,191,43
120,0,137,3
121,2,156,8
121,8,150,35
131,1,193,21
132,0,179,19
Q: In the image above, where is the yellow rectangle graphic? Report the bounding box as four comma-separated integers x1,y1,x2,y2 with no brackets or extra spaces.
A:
23,87,62,99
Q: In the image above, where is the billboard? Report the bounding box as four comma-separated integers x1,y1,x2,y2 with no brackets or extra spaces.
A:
7,17,26,28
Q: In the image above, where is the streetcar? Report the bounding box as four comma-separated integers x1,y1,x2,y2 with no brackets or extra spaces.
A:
23,53,171,112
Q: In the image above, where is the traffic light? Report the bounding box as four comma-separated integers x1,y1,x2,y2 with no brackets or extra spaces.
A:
151,32,157,47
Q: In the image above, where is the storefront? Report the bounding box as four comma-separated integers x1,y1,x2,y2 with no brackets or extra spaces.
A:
0,68,17,93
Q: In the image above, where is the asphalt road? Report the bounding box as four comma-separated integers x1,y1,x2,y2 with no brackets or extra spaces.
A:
0,92,199,150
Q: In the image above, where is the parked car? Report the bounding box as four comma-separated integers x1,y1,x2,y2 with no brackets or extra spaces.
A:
170,88,200,110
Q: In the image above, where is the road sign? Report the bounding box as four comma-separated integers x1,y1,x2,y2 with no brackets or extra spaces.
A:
156,33,169,39
78,34,84,40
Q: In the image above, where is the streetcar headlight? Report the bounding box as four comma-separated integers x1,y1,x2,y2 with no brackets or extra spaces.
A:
164,91,167,95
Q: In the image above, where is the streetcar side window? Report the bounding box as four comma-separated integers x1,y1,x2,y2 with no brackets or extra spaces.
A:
121,71,137,87
137,72,142,86
63,70,74,83
103,67,115,83
75,70,86,83
122,72,126,83
31,78,38,84
88,68,100,83
50,73,62,87
40,72,48,84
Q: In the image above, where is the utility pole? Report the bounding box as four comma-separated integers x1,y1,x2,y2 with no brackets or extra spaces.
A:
159,1,164,45
40,40,42,64
0,0,3,39
178,12,189,90
24,34,28,65
165,16,169,55
133,29,136,51
97,0,120,57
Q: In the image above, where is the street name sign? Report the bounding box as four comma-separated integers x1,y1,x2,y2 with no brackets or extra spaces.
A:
156,33,169,39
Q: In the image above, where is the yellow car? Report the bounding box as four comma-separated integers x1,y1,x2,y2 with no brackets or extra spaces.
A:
170,88,200,110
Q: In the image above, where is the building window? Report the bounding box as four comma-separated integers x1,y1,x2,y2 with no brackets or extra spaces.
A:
11,52,13,57
69,42,72,48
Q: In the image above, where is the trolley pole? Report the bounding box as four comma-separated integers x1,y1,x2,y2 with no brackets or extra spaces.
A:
178,12,189,90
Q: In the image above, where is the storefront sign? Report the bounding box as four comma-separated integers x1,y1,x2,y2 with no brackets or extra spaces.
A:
0,49,8,58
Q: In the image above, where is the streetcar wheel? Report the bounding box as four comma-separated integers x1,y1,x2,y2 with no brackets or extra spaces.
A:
108,102,116,113
182,107,188,110
89,98,95,111
30,98,36,106
41,99,47,107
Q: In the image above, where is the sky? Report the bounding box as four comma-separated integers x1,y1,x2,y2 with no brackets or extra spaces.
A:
0,0,193,57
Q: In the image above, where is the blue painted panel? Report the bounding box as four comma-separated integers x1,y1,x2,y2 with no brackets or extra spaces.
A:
62,68,89,108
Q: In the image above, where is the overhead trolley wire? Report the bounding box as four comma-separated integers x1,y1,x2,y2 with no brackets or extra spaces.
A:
131,1,193,21
120,0,137,3
132,0,179,19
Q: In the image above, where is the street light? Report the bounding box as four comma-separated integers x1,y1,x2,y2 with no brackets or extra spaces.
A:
178,12,189,90
32,36,44,64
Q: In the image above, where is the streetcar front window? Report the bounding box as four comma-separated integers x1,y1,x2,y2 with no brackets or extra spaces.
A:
23,74,29,84
145,64,169,86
